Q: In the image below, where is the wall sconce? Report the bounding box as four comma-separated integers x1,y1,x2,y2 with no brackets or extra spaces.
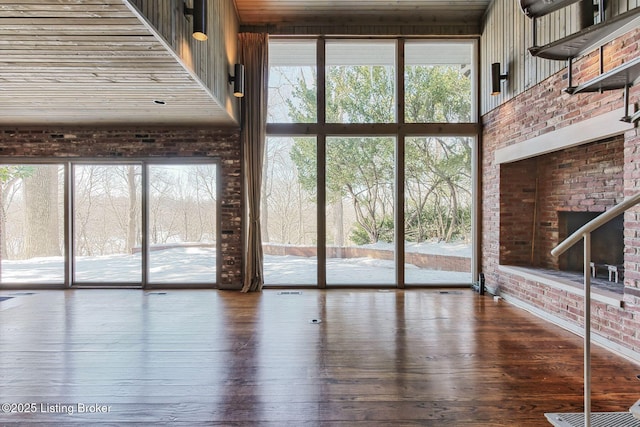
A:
491,62,508,95
184,0,207,41
229,64,245,98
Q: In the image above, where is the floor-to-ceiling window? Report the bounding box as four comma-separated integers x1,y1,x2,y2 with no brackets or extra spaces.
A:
266,38,478,288
402,41,474,285
264,40,318,286
0,160,219,288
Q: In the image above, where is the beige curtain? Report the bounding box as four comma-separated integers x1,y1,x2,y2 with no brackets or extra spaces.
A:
240,33,268,292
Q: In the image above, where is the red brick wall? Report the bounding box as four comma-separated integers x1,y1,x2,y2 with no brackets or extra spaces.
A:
482,27,640,356
0,127,243,289
499,158,537,266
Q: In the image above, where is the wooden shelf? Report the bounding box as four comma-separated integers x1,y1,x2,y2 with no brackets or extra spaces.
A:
528,8,640,60
519,0,582,18
565,56,640,94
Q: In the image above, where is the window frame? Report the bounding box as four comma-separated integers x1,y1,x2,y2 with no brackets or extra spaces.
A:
267,37,481,288
0,158,221,289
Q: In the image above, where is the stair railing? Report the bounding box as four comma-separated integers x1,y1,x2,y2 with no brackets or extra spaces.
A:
550,191,640,427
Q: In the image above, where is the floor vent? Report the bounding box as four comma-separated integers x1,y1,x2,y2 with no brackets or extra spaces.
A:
147,292,167,295
545,412,640,427
439,291,463,295
277,291,302,295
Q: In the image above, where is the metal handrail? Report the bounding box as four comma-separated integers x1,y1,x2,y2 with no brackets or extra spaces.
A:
549,191,640,427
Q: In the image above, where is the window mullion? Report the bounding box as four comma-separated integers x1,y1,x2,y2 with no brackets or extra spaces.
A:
317,37,327,289
396,39,405,288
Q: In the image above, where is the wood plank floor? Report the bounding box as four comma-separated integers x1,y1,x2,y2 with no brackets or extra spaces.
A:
0,289,639,426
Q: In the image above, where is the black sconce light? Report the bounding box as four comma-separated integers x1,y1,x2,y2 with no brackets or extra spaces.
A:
229,64,245,98
491,62,508,95
184,0,207,41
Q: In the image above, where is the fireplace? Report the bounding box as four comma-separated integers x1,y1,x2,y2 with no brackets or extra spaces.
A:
557,211,624,278
499,136,625,277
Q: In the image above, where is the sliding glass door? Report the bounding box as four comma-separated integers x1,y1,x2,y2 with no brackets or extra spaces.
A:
0,164,64,285
73,164,142,284
148,164,218,285
0,160,219,288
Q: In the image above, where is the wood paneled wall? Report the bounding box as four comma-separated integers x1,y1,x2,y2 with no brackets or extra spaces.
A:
128,0,240,122
481,0,639,115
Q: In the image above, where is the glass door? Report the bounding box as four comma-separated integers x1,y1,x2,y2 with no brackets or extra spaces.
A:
0,164,65,285
147,164,218,285
73,164,142,284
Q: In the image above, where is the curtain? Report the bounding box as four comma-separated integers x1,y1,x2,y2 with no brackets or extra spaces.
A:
240,33,268,292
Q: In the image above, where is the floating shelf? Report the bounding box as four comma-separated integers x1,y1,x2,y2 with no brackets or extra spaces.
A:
529,8,640,60
565,56,640,94
519,0,582,18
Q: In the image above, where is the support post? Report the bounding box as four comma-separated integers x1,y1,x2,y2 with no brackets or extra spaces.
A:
583,232,591,427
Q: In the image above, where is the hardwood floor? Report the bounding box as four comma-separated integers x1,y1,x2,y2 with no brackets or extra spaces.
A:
0,288,639,426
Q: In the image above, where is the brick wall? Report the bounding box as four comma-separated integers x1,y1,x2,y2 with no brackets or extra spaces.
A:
0,127,243,289
499,157,537,266
623,128,640,348
482,27,640,357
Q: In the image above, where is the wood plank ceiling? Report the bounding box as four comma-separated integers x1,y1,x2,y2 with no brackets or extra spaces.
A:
0,0,232,127
234,0,493,28
0,0,491,127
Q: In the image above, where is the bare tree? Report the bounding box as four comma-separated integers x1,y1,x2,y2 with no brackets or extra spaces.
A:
24,165,61,258
0,166,29,258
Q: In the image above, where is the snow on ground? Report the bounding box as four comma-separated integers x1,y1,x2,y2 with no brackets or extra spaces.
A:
364,240,472,257
0,243,472,285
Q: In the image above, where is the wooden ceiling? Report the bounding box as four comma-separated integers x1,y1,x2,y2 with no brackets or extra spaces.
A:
0,0,232,127
0,0,491,128
234,0,493,28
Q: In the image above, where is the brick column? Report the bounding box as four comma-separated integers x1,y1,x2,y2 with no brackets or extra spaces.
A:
624,128,640,292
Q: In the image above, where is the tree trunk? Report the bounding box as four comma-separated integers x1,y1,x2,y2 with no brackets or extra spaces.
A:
445,179,458,242
334,197,344,247
297,181,304,245
0,180,13,260
24,166,60,258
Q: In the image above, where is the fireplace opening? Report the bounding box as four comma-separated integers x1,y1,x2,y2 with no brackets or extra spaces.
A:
558,211,624,281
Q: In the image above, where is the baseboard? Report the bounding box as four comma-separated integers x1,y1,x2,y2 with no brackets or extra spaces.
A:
499,293,640,366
